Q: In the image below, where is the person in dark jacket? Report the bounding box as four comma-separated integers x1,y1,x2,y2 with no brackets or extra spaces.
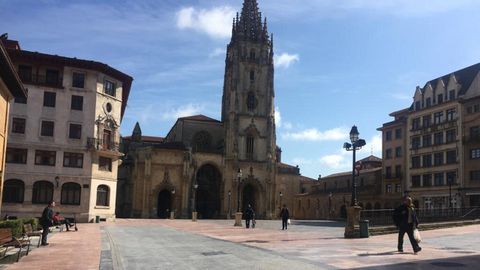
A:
244,204,254,229
280,205,290,230
394,196,421,254
40,201,55,246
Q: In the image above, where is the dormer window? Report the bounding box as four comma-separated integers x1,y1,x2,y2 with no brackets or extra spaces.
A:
415,101,421,111
426,98,431,107
449,90,455,101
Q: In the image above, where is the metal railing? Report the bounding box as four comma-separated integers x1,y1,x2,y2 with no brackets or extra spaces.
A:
19,73,63,88
87,138,120,152
360,207,480,227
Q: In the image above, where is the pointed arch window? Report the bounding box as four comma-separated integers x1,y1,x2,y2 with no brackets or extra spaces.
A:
246,135,254,160
192,131,212,152
249,50,256,60
247,92,255,111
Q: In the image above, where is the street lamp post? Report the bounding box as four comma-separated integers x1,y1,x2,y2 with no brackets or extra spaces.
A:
192,183,198,222
228,190,231,219
448,175,453,209
170,189,175,219
234,169,243,226
343,125,366,238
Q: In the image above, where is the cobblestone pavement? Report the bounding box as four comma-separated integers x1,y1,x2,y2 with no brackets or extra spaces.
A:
104,219,480,270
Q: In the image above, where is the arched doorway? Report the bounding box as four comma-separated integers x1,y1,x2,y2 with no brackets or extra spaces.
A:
157,190,171,218
196,164,221,219
242,184,257,214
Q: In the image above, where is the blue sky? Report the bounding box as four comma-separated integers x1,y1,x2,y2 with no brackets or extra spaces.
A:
2,0,480,178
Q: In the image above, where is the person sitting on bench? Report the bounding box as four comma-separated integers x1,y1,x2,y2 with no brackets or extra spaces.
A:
53,212,73,231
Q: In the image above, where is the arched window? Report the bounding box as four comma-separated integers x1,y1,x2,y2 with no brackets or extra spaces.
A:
247,92,255,111
192,131,212,152
96,185,110,206
61,183,81,205
249,50,256,60
2,179,24,203
250,70,255,81
32,181,54,204
246,135,254,160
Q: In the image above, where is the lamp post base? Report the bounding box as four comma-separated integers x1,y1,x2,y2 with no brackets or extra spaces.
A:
170,211,175,220
344,206,362,238
234,212,243,227
192,211,197,222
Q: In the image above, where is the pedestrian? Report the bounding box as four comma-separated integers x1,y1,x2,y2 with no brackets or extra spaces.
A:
393,196,422,254
280,204,289,230
40,200,55,246
245,204,254,229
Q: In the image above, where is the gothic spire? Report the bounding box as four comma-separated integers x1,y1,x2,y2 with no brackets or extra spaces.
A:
234,0,268,42
132,122,142,141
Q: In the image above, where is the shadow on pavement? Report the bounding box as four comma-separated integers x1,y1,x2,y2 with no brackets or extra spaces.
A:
352,254,480,270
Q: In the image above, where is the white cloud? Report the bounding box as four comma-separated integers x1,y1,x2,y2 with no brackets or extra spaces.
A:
320,154,349,170
282,127,348,141
275,107,282,127
283,122,293,130
161,103,206,120
176,6,235,39
274,53,299,69
209,48,225,58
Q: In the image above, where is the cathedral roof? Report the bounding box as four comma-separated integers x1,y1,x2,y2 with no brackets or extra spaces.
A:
123,135,164,143
359,155,382,163
178,114,221,123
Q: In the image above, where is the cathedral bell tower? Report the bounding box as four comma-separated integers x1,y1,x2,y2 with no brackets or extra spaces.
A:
222,0,277,218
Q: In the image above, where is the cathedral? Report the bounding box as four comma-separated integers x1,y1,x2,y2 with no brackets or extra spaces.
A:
116,0,316,219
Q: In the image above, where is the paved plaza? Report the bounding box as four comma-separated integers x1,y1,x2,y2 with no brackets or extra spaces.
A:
2,219,479,270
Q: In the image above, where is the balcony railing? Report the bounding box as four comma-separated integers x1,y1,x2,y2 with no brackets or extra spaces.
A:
19,73,63,89
87,138,120,152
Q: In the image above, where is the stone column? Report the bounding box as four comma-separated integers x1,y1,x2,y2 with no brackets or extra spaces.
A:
344,205,362,238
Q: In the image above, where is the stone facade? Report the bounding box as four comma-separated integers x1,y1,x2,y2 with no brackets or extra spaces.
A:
0,36,26,211
116,0,316,220
293,156,383,220
380,63,480,210
0,38,132,222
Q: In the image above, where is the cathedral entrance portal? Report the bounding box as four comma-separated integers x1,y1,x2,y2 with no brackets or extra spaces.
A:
157,190,172,218
242,184,257,215
195,164,221,219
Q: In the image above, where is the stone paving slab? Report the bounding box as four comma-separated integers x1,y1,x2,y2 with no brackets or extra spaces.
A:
4,224,101,270
111,219,480,269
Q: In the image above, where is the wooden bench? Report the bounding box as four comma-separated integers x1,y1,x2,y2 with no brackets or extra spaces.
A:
23,224,42,247
0,228,30,262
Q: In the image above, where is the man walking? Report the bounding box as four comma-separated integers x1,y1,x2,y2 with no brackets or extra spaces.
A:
280,204,289,230
245,204,254,228
393,196,421,254
40,201,55,246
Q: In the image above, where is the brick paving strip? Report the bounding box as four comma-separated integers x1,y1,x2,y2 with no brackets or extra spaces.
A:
111,219,480,269
4,224,101,270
